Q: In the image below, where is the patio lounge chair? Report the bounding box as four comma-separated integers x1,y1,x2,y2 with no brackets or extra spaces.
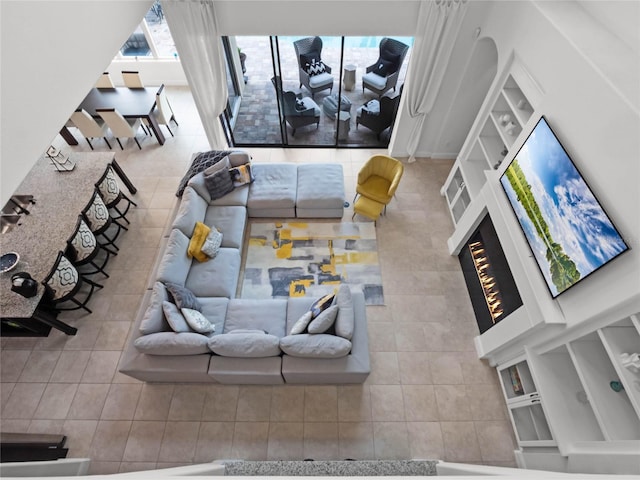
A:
362,38,409,97
293,36,334,98
272,76,321,136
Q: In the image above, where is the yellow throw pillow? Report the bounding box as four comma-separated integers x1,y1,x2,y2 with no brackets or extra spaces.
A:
187,221,211,262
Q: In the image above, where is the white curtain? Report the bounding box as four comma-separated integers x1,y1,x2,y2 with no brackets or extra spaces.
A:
162,0,228,149
403,0,468,162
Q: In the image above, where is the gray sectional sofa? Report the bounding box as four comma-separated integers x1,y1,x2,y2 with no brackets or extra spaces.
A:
119,153,370,384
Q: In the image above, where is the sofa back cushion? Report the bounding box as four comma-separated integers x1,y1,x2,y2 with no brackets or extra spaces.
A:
208,332,281,357
280,334,352,358
139,282,170,335
134,332,210,355
224,299,287,338
156,229,192,286
172,186,208,238
334,284,355,340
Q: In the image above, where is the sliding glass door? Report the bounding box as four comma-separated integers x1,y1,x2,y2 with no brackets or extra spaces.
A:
227,35,412,148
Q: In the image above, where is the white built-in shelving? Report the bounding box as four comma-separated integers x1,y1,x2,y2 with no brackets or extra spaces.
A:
441,59,541,225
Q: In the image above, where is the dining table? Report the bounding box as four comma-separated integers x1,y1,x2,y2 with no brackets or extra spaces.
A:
59,86,166,146
0,152,135,336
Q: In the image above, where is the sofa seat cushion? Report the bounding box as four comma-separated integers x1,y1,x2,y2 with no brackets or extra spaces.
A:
224,299,287,338
208,332,281,357
296,164,345,218
188,172,250,206
134,332,211,355
280,334,352,358
203,206,247,249
247,164,297,217
185,248,240,298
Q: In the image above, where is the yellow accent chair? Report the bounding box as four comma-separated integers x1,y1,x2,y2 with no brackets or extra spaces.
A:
354,155,404,216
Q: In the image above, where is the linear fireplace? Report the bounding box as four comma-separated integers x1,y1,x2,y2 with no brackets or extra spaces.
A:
459,215,522,334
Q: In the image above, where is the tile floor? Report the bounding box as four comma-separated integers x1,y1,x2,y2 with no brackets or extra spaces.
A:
0,86,517,475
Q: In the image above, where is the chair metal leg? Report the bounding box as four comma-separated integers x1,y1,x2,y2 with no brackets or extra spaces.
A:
171,115,179,126
164,125,174,137
86,138,94,150
116,138,124,150
103,137,112,149
134,137,141,149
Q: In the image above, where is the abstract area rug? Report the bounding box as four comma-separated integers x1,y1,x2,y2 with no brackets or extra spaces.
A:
241,222,384,305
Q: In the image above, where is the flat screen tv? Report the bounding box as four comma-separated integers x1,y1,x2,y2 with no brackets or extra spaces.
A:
499,116,629,298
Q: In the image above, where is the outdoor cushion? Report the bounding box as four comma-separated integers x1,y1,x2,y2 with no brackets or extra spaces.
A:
308,72,333,88
280,334,352,358
134,332,210,355
362,72,387,90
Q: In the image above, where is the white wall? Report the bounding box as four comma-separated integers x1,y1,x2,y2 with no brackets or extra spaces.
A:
0,0,153,206
473,0,640,327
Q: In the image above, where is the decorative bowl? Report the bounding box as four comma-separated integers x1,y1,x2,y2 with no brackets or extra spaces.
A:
0,252,20,273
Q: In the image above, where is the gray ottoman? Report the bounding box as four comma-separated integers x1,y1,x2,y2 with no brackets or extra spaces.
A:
296,164,345,218
247,164,298,217
322,93,352,119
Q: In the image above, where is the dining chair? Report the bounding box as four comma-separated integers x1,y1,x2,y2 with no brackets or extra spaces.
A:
95,163,137,225
69,109,112,150
122,70,144,88
66,216,114,278
96,108,143,150
81,189,126,251
155,84,179,137
95,72,115,89
42,251,103,314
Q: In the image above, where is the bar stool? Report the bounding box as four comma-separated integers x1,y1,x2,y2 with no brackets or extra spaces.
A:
66,216,115,278
42,251,103,314
81,189,126,252
96,164,137,225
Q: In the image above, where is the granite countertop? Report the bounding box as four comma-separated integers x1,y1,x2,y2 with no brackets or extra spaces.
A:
222,460,438,476
0,152,115,318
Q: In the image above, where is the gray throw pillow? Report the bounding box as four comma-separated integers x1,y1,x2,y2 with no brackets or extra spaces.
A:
204,157,234,201
307,305,339,334
208,332,281,357
290,311,313,335
163,301,191,333
134,332,210,355
181,308,215,333
280,334,352,358
164,282,201,311
201,227,223,259
334,284,354,340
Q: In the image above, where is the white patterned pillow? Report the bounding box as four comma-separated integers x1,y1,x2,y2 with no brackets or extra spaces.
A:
181,308,215,333
201,227,223,259
306,59,327,77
